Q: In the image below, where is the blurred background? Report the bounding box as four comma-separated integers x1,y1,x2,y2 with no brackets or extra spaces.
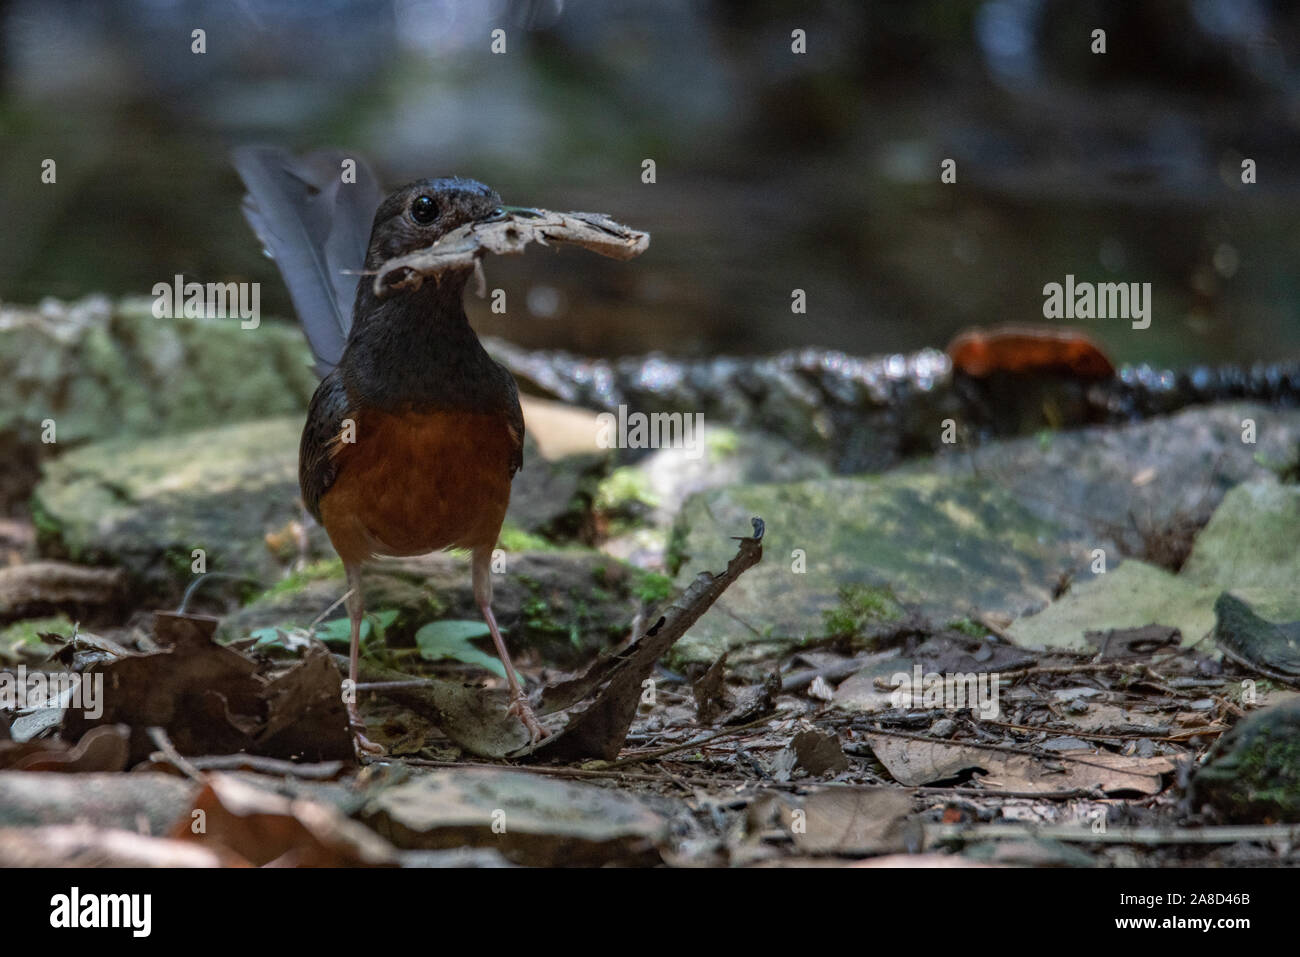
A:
2,0,1299,366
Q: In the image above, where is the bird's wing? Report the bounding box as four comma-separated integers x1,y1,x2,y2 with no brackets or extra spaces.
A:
299,368,354,521
501,363,525,477
233,146,383,376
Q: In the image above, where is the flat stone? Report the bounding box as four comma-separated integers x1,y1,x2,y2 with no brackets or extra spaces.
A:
1008,560,1219,651
360,768,666,866
1181,479,1300,597
1008,479,1300,651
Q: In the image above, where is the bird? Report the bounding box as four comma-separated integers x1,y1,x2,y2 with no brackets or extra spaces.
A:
234,147,547,752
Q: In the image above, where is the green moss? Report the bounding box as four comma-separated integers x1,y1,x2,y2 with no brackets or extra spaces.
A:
822,583,904,640
947,617,988,639
497,523,556,551
522,595,566,637
632,569,674,605
0,614,73,661
595,466,659,512
665,522,689,577
1193,703,1300,822
260,557,344,600
706,427,740,461
28,497,62,541
1211,731,1300,819
164,545,200,579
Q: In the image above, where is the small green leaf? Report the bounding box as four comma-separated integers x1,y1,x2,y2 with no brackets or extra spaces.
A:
414,619,516,681
250,626,286,653
370,609,400,640
417,619,491,644
315,616,370,650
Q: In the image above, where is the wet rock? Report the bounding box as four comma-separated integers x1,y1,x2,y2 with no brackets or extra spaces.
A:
914,403,1300,559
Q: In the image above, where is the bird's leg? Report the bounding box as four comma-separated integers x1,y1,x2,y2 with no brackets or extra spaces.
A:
473,546,548,741
344,562,384,756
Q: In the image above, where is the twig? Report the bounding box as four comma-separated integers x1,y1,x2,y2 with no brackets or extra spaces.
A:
310,588,353,629
355,679,435,692
979,717,1226,743
598,711,789,770
145,727,203,782
528,518,765,761
927,822,1300,846
167,754,346,780
913,785,1104,800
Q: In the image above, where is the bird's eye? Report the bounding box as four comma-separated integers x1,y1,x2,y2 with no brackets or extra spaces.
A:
409,195,438,225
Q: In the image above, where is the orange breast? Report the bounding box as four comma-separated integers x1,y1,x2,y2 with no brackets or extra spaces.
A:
318,408,516,565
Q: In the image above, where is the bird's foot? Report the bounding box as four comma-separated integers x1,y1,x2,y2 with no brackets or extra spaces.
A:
349,709,385,757
508,694,550,742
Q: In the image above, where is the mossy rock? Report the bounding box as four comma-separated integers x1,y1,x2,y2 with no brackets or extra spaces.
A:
668,472,1084,664
31,417,323,598
0,614,73,663
0,298,318,510
1190,700,1300,823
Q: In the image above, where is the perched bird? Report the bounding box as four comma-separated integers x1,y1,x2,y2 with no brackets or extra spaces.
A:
234,147,546,751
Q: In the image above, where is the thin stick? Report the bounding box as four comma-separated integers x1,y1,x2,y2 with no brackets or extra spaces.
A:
145,727,203,782
599,711,789,770
927,822,1300,846
310,588,353,629
979,717,1226,743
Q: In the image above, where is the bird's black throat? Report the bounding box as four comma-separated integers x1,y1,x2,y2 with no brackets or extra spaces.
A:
338,268,513,415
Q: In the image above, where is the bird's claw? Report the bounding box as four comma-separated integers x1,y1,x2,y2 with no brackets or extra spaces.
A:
349,710,386,757
508,695,550,742
353,731,385,757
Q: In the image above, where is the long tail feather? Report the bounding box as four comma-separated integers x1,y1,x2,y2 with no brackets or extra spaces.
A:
232,146,382,376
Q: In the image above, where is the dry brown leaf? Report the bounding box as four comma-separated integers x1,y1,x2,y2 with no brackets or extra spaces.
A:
781,787,914,855
170,773,398,867
866,733,1174,795
0,824,246,867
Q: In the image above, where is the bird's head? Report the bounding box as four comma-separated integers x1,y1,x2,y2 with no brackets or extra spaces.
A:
364,177,509,268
